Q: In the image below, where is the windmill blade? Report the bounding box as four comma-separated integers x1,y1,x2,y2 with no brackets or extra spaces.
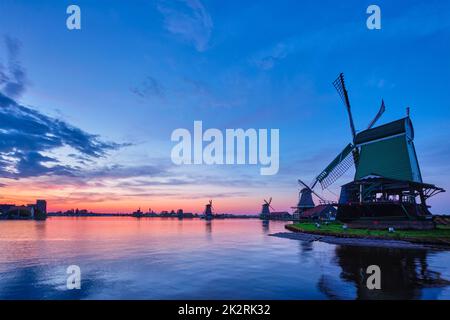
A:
269,205,275,211
298,179,311,190
298,179,326,202
333,73,357,141
314,143,356,190
268,197,272,205
367,99,386,129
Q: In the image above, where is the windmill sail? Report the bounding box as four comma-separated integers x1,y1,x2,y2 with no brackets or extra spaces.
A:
315,143,356,189
333,73,357,140
367,99,386,129
298,179,326,202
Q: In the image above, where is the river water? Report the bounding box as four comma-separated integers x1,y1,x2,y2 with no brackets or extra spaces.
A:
0,217,449,299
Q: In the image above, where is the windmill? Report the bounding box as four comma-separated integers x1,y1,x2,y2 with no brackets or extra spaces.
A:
204,200,214,220
260,197,274,219
132,207,143,218
298,73,444,228
292,180,320,214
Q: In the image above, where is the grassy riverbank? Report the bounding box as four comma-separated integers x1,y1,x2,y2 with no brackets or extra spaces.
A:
286,222,450,246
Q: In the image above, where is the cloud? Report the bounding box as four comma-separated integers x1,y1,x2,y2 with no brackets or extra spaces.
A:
115,171,267,189
157,0,213,52
0,92,125,179
251,42,291,70
47,189,249,205
384,1,450,38
248,1,450,72
181,76,242,108
172,191,249,200
130,76,165,100
0,36,124,179
83,164,168,180
0,36,28,99
131,74,243,108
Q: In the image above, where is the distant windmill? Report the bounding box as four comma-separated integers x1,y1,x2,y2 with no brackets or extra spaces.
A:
260,198,274,220
204,200,214,220
292,180,316,213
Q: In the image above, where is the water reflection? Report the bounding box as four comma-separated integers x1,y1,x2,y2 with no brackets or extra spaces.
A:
205,220,212,237
261,220,269,234
299,239,314,254
0,218,449,299
319,245,450,299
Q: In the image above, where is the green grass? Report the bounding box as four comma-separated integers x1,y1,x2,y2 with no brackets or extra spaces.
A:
288,222,450,242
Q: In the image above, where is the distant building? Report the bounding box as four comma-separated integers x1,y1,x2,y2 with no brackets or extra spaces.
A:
0,200,47,220
183,212,194,218
27,204,36,218
298,204,337,221
0,204,15,215
269,211,292,221
36,200,47,214
7,205,33,219
35,200,47,220
160,211,169,217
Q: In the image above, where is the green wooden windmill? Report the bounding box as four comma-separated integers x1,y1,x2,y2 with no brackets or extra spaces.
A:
299,74,444,229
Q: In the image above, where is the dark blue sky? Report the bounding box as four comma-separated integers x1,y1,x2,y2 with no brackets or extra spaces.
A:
0,0,449,213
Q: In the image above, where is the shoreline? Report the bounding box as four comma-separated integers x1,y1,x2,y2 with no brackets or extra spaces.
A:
277,223,450,250
270,231,434,249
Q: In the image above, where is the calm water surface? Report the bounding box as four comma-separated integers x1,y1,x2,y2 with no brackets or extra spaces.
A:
0,217,449,299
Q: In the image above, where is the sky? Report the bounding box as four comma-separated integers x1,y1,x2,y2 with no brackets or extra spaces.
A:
0,0,449,214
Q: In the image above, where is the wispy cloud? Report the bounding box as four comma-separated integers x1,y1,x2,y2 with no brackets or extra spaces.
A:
0,36,133,180
0,36,28,99
83,164,168,180
157,0,213,52
181,76,243,108
250,42,291,70
130,76,165,100
250,1,450,71
131,74,243,108
0,93,126,179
